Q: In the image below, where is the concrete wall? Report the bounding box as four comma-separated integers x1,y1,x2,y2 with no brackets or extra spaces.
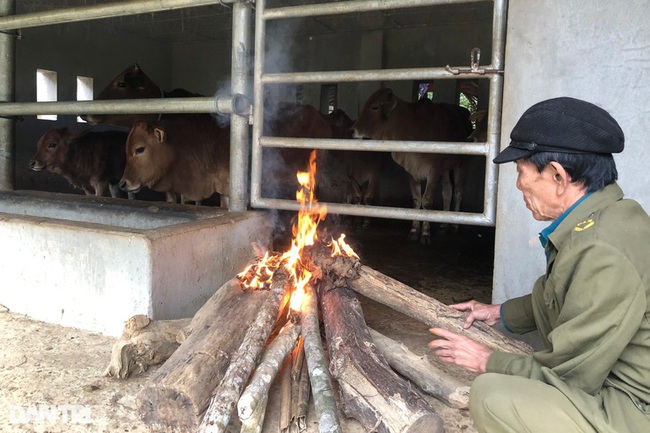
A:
492,0,650,303
0,191,273,336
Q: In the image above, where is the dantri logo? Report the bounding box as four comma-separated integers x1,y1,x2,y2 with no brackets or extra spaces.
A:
8,404,92,425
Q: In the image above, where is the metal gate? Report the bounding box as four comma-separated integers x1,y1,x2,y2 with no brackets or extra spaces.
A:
0,0,506,226
251,0,507,227
0,0,253,211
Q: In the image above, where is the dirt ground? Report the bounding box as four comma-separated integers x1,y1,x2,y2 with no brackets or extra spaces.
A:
0,219,495,433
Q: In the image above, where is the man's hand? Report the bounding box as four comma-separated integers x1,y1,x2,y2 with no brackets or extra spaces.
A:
428,328,492,374
451,300,501,329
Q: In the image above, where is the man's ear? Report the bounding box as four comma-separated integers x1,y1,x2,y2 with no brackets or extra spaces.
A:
548,161,571,191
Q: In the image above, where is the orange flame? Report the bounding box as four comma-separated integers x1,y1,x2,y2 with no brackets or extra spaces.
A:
238,150,358,313
329,233,359,259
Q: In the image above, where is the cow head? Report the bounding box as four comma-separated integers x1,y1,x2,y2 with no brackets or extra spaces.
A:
351,88,398,139
29,128,73,173
120,121,173,194
81,64,163,127
324,109,355,139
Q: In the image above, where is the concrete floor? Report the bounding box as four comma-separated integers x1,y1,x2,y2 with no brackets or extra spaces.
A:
0,214,499,433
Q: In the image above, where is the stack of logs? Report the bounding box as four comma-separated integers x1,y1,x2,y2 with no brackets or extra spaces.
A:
105,240,532,433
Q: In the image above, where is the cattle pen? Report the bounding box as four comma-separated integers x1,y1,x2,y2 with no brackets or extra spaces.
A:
0,1,648,432
0,0,507,336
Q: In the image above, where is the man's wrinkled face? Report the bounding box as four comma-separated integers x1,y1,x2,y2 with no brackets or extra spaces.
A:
515,159,564,221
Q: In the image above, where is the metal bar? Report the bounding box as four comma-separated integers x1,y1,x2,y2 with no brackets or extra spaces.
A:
262,67,497,84
251,0,267,205
259,137,488,156
0,0,229,31
264,0,491,20
228,1,253,212
480,0,509,225
251,197,495,227
0,97,218,116
0,0,15,190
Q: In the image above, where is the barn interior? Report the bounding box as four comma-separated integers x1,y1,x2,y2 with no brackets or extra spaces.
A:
0,1,501,431
8,0,498,324
5,1,648,432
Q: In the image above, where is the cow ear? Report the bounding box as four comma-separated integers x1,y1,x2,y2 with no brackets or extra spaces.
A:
381,91,397,118
153,128,165,143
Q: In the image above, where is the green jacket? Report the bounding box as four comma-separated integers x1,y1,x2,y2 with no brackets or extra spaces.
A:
488,183,650,433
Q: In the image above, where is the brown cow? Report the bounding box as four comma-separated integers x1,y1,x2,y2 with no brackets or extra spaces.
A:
320,109,385,228
262,103,333,200
352,88,473,244
29,127,129,198
119,103,330,209
119,117,230,205
81,64,204,128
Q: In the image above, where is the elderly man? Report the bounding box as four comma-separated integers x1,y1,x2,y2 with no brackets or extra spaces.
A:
429,97,650,433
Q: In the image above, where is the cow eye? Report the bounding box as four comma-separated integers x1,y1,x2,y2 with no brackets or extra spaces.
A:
118,81,127,88
48,142,57,149
135,146,145,155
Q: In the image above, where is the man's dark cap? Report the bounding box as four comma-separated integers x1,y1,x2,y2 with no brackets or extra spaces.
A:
493,97,625,164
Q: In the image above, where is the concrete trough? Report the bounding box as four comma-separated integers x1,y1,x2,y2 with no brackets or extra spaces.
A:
0,191,273,336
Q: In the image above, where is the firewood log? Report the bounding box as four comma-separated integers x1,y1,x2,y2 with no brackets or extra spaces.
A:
237,320,301,425
136,274,289,433
320,280,445,433
198,271,291,433
368,328,470,409
349,265,533,355
300,284,342,433
104,315,190,379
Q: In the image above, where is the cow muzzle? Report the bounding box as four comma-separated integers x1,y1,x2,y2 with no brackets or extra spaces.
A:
119,179,141,194
80,114,103,125
29,159,44,171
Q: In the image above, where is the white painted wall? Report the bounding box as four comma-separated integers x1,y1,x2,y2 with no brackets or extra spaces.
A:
492,0,650,303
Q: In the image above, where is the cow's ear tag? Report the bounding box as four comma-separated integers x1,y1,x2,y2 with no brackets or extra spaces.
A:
154,128,165,143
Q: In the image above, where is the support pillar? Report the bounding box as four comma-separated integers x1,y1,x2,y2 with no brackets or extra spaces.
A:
229,0,253,211
0,0,15,190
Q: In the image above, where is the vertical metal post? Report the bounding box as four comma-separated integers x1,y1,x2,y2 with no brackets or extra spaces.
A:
0,0,15,190
483,0,508,223
229,0,253,211
251,0,266,206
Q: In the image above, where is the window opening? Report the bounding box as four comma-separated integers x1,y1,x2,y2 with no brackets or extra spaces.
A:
457,79,479,117
76,76,93,123
287,84,304,105
320,83,338,114
417,82,434,100
36,69,57,121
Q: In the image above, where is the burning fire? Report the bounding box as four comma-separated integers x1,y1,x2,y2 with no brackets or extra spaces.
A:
238,150,358,312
